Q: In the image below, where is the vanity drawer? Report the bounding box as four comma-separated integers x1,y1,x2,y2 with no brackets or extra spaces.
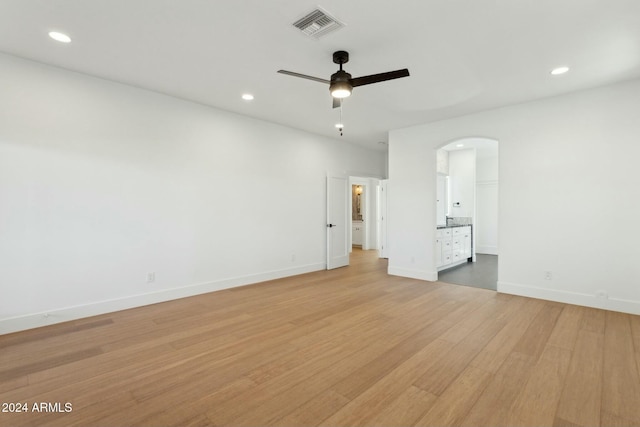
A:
452,226,471,236
442,252,453,264
442,239,453,251
452,238,462,250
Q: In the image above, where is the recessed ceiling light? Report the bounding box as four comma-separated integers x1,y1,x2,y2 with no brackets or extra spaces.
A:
550,66,569,75
48,31,71,43
242,94,254,101
456,144,464,148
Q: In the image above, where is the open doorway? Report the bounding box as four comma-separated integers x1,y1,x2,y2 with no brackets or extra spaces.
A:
435,138,499,290
348,177,381,254
326,174,382,270
351,184,365,249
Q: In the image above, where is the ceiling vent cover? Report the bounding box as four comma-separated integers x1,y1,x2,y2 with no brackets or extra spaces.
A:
293,8,344,39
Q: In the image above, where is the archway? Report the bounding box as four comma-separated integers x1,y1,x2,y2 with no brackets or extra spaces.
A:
435,137,499,290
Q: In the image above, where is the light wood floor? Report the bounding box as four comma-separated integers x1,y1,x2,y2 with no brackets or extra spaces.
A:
1,249,640,427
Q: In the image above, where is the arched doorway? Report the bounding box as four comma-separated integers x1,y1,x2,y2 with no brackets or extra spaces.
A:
435,137,499,290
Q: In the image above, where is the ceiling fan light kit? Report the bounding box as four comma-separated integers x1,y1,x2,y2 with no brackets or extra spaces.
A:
330,81,351,98
278,50,409,135
278,50,409,107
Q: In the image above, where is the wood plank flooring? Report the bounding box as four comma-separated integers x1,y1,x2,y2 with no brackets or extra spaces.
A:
1,249,639,426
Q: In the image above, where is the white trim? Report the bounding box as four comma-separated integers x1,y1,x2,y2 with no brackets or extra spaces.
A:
0,263,324,335
388,266,437,282
498,281,640,315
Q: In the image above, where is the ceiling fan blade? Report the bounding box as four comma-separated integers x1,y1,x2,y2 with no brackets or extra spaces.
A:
277,70,330,84
350,69,410,87
332,97,341,109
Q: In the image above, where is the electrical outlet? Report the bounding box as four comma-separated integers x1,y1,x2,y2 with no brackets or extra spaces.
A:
291,254,296,262
544,271,552,280
411,256,416,264
146,272,155,283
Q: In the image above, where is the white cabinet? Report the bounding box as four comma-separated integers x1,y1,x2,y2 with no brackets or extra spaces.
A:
462,232,472,259
436,226,472,271
352,221,363,246
452,235,463,263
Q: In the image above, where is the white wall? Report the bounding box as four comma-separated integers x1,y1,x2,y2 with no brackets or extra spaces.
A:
0,53,386,333
388,79,640,314
477,156,499,182
476,156,499,254
448,149,476,218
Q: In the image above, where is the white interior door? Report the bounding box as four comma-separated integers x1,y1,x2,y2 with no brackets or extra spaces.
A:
379,179,389,258
327,173,349,269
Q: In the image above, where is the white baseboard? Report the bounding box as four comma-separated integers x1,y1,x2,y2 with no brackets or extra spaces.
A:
476,245,498,255
498,281,640,315
0,262,325,335
388,266,437,282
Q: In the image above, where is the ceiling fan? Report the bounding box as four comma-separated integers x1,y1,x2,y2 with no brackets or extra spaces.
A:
278,50,410,108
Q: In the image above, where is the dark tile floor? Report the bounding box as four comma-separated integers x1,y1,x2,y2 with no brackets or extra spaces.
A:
437,254,498,291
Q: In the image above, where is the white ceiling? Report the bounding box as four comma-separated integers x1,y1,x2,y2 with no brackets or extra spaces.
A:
1,0,639,151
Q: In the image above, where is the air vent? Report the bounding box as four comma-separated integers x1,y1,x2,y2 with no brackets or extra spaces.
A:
293,8,344,39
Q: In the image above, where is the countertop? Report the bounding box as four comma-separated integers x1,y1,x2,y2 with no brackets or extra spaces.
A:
437,224,472,229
